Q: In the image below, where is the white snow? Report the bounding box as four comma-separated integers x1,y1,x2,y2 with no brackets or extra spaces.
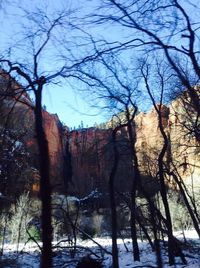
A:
1,230,200,267
80,189,103,202
14,140,23,149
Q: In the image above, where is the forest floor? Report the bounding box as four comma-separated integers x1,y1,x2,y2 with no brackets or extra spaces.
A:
0,230,200,267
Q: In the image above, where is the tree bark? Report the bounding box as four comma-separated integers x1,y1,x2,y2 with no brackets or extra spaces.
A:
109,127,120,268
126,114,140,262
34,84,52,268
157,112,186,265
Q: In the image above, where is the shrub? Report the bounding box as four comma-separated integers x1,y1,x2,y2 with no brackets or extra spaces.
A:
9,192,31,244
76,255,102,268
27,225,41,241
157,191,192,231
81,224,96,240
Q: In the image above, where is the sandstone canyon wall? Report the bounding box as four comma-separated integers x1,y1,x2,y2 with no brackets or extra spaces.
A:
1,72,200,197
0,75,69,195
135,101,200,192
68,102,200,197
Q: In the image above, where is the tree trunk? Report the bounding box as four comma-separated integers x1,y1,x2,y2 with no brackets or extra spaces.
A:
148,198,163,268
126,117,140,262
109,127,119,268
157,114,175,265
157,113,186,265
143,75,185,264
34,85,52,268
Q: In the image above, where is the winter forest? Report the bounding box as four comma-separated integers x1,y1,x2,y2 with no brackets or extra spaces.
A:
1,0,200,267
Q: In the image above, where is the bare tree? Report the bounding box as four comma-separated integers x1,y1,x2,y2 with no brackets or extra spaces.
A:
140,58,187,265
109,119,123,268
78,53,168,265
70,50,146,263
90,0,200,141
86,3,200,263
0,4,106,267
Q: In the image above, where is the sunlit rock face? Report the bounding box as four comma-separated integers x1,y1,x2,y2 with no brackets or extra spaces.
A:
43,111,69,192
135,100,200,192
169,96,200,189
135,105,171,179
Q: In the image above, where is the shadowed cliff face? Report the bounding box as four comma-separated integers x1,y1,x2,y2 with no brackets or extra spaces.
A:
0,76,69,195
67,128,113,196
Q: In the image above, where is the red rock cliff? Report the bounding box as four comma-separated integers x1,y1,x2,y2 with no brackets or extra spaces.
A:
1,71,200,196
0,75,68,194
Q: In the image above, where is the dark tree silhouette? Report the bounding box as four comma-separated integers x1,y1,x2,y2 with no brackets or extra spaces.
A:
109,121,120,268
140,59,187,265
91,0,200,142
71,50,143,262
0,5,108,267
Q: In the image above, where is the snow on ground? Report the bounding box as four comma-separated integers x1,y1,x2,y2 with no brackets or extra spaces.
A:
1,230,200,267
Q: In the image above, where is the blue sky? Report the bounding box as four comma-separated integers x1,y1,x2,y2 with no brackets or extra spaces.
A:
1,0,197,128
0,0,109,128
42,83,107,129
0,0,147,128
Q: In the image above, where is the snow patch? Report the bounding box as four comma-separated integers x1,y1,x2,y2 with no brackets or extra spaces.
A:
1,230,200,267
